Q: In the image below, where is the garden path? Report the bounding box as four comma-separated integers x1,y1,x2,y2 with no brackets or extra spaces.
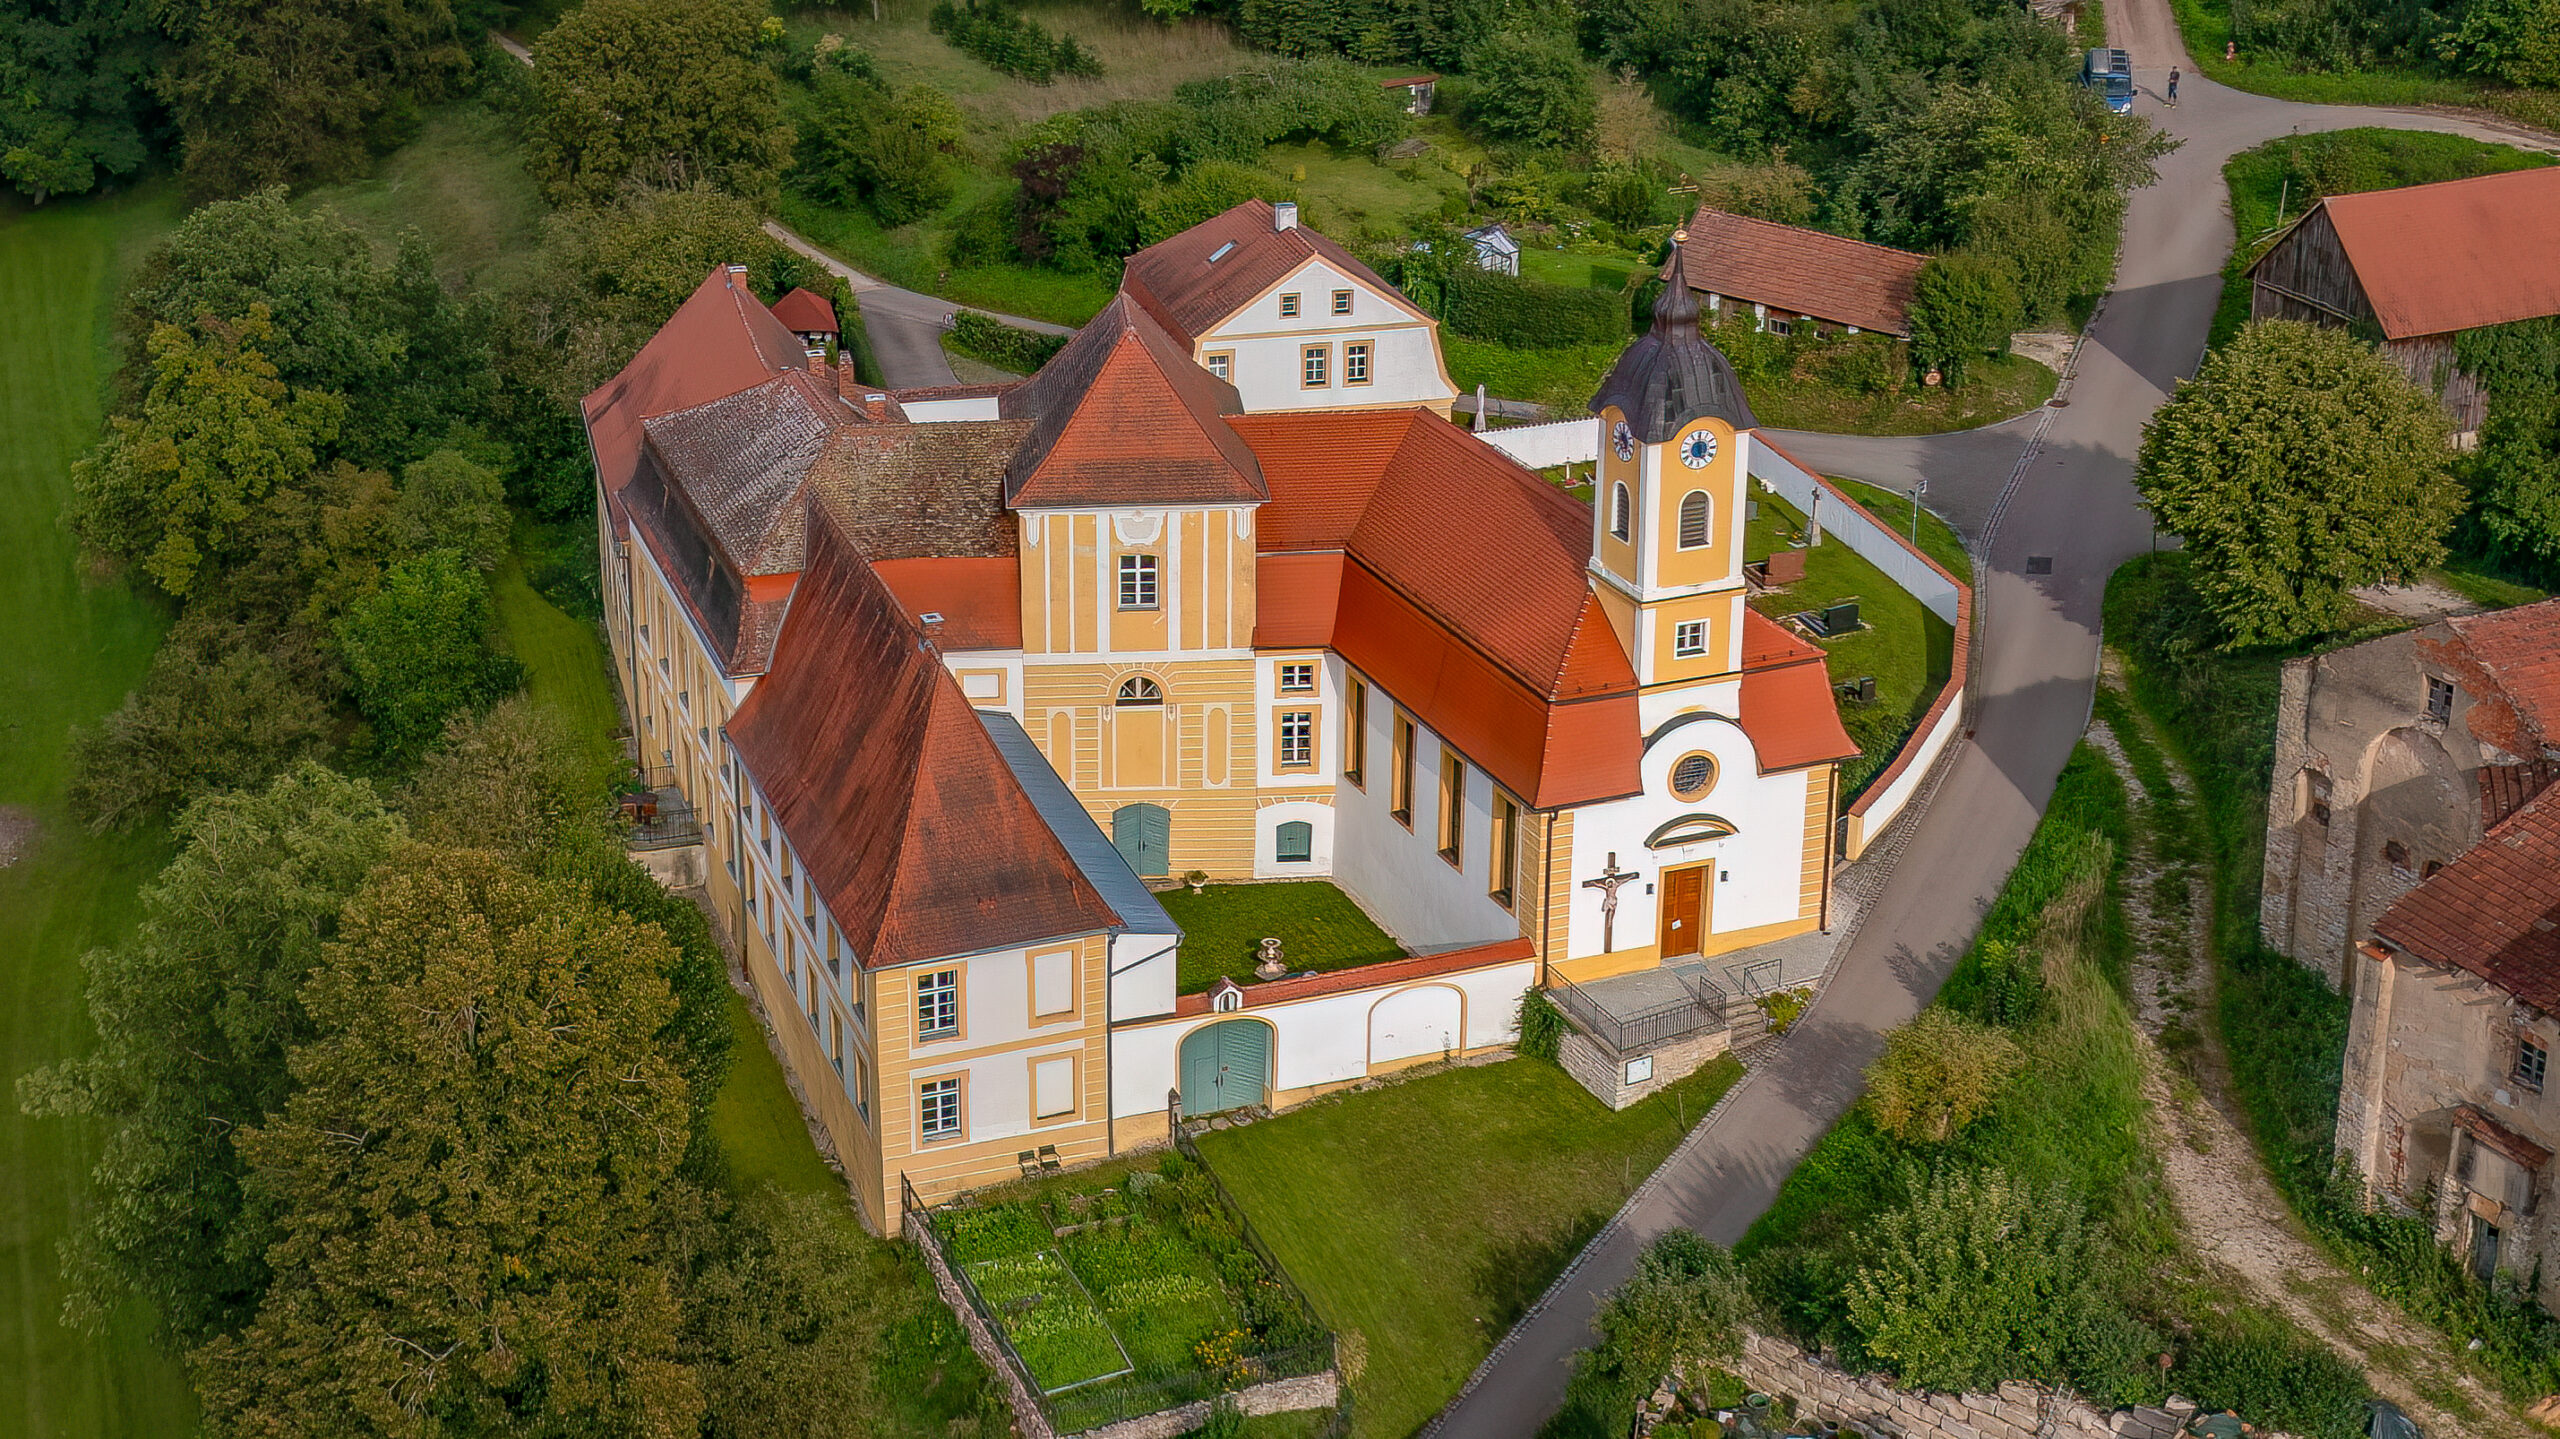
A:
2089,697,2528,1439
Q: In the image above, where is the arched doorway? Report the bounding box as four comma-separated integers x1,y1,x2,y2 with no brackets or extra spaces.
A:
1178,1020,1270,1117
1112,803,1171,877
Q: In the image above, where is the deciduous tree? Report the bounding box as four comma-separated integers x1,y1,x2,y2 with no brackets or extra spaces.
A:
187,848,703,1438
1907,252,2021,386
335,548,520,763
2136,319,2460,647
1864,1005,2023,1143
1466,31,1598,148
63,617,338,829
17,763,404,1338
528,0,794,207
67,308,346,599
0,0,158,201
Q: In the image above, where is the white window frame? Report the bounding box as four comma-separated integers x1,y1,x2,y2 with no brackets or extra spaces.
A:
1117,553,1159,611
1673,620,1708,658
919,1078,961,1140
1279,710,1314,768
917,969,960,1040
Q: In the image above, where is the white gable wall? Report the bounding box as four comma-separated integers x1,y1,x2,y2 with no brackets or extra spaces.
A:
1197,258,1457,415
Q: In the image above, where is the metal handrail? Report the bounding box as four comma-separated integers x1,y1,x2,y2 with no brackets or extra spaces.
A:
1548,970,1730,1056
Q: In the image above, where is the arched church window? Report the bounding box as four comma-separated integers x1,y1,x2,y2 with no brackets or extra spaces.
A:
1610,483,1631,542
1116,676,1164,707
1678,491,1712,549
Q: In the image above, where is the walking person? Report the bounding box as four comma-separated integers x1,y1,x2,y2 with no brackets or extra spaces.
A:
2167,66,2181,105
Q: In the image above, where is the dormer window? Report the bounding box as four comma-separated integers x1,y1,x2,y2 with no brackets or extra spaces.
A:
1279,293,1301,317
1208,241,1235,262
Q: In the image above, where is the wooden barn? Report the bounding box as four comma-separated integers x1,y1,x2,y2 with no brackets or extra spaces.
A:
2247,167,2560,440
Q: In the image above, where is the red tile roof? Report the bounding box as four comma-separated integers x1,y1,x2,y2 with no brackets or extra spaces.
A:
1235,407,1647,807
873,556,1022,651
770,286,840,336
726,511,1118,971
1671,208,1929,338
1000,296,1267,509
584,265,810,507
1164,936,1533,1016
2316,169,2560,340
2442,598,2560,754
2373,783,2560,1012
1738,609,1861,772
1121,199,1427,346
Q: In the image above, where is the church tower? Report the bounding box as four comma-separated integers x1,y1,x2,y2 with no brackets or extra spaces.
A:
1586,234,1758,691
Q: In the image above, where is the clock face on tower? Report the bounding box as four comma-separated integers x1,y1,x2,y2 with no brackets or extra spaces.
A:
1611,421,1636,461
1679,431,1718,469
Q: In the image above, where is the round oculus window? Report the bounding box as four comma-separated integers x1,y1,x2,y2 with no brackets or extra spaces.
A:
1611,421,1636,461
1679,431,1718,469
1670,751,1717,799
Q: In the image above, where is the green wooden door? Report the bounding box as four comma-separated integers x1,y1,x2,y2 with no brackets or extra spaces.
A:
1178,1021,1270,1117
1112,803,1171,877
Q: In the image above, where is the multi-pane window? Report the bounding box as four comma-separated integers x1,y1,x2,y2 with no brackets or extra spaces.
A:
2426,676,2455,723
1438,752,1465,865
1332,289,1354,314
1206,352,1232,381
1390,714,1415,825
1117,553,1159,610
1279,293,1301,317
1279,662,1316,693
1344,342,1371,385
1678,491,1712,548
1302,345,1330,387
1345,679,1368,787
2518,1038,2548,1093
917,969,959,1039
919,1078,961,1140
1279,710,1314,768
1489,791,1519,908
1674,620,1708,658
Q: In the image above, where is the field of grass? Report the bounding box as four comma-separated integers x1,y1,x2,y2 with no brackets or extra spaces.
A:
1156,879,1407,993
0,186,199,1439
297,102,547,287
1742,347,2057,436
2165,0,2560,134
1747,491,1957,797
2209,129,2555,349
1196,1057,1742,1439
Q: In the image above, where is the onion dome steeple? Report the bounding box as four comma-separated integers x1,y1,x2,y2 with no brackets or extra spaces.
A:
1589,230,1757,442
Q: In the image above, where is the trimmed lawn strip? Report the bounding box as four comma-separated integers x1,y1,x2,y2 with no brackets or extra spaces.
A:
2209,130,2555,351
1828,477,1973,585
1158,880,1406,993
1196,1056,1743,1439
0,184,200,1439
1746,492,1955,797
489,546,623,786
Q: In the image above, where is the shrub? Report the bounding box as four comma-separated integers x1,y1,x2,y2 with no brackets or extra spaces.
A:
929,0,1101,84
946,312,1069,374
1864,1008,2024,1143
1517,990,1567,1062
1444,266,1630,348
795,76,967,226
1547,1234,1753,1438
2179,1309,2368,1439
1465,32,1598,148
67,617,334,830
335,549,523,764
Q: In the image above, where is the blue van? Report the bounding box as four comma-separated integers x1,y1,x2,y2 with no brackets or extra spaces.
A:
2081,47,2134,113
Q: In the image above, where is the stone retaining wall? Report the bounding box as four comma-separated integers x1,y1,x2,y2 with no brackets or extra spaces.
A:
1560,1025,1731,1110
1080,1373,1341,1439
1718,1332,2297,1439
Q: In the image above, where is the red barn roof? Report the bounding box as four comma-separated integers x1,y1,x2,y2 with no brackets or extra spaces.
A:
2314,168,2560,340
1669,207,1929,338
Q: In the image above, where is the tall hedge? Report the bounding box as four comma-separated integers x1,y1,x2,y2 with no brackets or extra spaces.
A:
1443,266,1631,348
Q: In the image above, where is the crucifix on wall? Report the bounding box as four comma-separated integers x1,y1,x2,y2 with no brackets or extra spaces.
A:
1582,853,1639,953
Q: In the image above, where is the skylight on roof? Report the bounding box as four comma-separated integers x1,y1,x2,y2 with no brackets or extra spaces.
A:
1208,241,1236,263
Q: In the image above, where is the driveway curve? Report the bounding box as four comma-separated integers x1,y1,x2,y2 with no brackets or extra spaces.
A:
1424,2,2557,1434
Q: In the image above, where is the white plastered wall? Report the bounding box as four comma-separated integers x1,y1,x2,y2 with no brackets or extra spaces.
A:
1196,257,1456,414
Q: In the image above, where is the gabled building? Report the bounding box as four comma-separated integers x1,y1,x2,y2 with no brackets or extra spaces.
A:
585,208,1855,1230
1665,206,1930,339
2247,167,2560,438
1120,198,1459,417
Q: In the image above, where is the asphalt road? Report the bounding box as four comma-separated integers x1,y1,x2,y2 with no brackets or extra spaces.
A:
761,221,1073,390
1424,0,2558,1432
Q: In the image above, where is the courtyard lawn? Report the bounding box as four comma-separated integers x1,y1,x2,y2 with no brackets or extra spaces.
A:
1156,880,1407,993
1746,491,1957,797
1194,1056,1743,1439
0,186,198,1439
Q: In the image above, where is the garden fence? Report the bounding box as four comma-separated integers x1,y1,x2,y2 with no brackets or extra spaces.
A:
904,1165,1351,1438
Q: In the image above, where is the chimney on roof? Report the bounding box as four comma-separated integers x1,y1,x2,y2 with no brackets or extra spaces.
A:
724,262,749,288
805,346,829,368
1273,201,1298,232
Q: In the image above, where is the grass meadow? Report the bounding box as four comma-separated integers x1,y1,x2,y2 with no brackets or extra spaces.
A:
0,184,198,1438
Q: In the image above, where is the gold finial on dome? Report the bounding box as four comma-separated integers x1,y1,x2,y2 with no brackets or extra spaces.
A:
1672,228,1688,243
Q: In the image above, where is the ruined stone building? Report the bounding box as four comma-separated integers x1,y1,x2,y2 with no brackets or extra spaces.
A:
2262,597,2560,1309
